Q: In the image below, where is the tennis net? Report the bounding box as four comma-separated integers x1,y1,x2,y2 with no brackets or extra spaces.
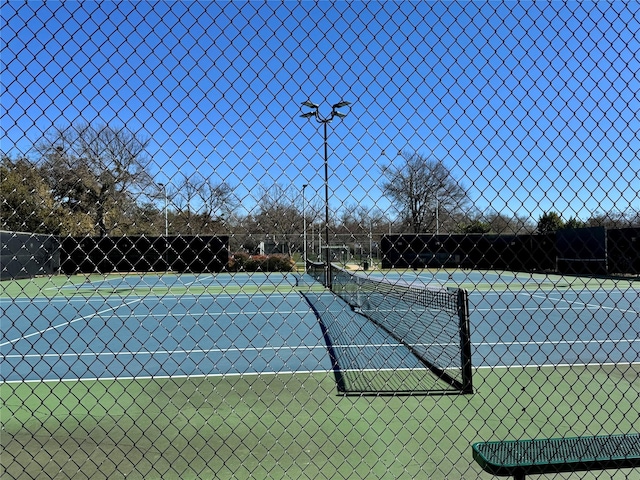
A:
329,266,473,393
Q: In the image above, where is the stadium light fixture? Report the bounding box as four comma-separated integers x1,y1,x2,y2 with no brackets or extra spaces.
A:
332,101,351,109
298,99,351,289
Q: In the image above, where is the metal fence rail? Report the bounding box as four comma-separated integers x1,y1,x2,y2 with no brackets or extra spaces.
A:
2,2,639,479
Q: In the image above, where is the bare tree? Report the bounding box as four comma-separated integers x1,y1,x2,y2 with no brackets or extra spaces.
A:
170,174,235,234
38,123,153,236
482,210,535,234
252,184,301,257
587,209,640,229
381,151,470,234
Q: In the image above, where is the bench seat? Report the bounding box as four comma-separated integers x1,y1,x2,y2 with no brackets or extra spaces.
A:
473,433,640,479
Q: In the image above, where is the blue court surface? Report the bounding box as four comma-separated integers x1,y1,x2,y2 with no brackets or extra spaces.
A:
1,271,639,383
1,290,331,382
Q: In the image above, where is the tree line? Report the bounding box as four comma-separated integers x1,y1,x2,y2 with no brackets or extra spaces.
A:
2,123,638,254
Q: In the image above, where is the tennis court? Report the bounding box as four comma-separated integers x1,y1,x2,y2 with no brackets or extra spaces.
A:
3,269,639,478
2,273,331,382
6,270,637,384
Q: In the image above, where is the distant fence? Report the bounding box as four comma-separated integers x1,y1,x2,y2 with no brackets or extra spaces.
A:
0,231,60,280
0,232,228,279
556,227,608,276
608,228,640,275
381,233,556,272
60,235,229,274
382,227,639,276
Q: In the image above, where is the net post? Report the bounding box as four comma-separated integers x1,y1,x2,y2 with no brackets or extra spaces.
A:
321,245,332,290
458,288,474,394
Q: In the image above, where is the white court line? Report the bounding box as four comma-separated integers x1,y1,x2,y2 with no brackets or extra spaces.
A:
9,291,297,303
0,342,451,360
469,293,638,316
119,309,313,318
530,292,640,315
473,306,578,313
475,338,639,347
6,337,633,357
8,296,131,303
1,344,330,359
5,338,636,361
62,309,314,321
6,361,639,384
472,305,639,315
0,298,143,348
179,274,216,287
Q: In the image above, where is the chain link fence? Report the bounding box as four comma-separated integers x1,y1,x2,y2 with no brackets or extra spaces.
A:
2,2,639,479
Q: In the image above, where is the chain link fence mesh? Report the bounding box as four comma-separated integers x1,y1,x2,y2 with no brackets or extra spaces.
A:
2,1,639,479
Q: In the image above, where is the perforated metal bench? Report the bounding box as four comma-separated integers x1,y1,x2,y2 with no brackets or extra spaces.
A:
473,433,640,479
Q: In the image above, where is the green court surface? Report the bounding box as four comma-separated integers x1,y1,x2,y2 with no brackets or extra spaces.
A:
0,268,633,298
2,363,638,479
0,272,311,299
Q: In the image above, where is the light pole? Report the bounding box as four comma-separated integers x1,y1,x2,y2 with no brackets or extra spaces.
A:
300,100,350,289
158,183,168,237
158,182,169,271
302,184,307,272
369,220,373,267
431,185,442,236
435,195,439,236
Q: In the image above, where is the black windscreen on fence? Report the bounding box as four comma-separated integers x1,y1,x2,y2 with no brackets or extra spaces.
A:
382,230,639,277
0,231,60,280
381,234,557,272
556,227,608,276
607,228,640,276
60,236,228,274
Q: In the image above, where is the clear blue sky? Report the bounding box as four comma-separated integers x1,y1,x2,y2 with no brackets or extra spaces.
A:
2,1,639,223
